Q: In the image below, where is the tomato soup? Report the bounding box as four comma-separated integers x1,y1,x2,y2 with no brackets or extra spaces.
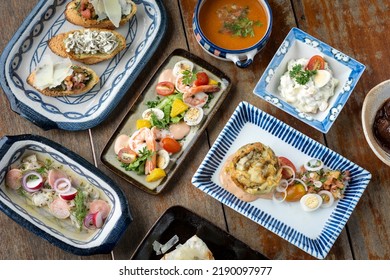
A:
199,0,268,50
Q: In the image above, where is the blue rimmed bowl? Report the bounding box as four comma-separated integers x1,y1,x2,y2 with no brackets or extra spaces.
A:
193,0,273,68
0,134,132,256
253,27,366,133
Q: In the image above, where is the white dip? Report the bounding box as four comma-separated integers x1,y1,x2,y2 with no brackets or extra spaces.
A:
278,58,338,113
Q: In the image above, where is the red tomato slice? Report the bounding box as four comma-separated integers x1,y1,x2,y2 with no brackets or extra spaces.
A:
161,137,181,154
278,156,297,179
118,148,137,164
305,55,325,70
194,72,209,86
156,81,175,96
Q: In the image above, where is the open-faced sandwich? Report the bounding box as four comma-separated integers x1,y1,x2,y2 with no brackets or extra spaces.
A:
220,142,282,202
65,0,137,29
48,28,126,64
160,235,214,260
27,57,99,97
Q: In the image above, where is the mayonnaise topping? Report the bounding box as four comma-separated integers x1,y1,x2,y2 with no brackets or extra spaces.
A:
64,29,119,55
278,58,338,113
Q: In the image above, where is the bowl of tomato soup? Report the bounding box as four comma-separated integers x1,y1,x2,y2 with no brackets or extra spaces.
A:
193,0,272,68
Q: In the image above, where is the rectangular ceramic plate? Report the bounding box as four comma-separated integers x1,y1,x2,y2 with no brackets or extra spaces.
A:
253,27,365,133
131,205,268,260
0,0,167,130
192,101,371,259
101,49,231,195
0,134,132,255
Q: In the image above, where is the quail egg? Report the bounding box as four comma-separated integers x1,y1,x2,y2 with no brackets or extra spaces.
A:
184,107,204,126
157,150,170,169
142,108,164,120
300,193,322,212
173,60,194,77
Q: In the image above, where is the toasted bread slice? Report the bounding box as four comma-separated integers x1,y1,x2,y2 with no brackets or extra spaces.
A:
27,65,99,97
48,28,126,64
65,0,137,29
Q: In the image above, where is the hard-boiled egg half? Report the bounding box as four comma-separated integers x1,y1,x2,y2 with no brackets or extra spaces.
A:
300,193,322,212
184,107,204,126
173,60,194,77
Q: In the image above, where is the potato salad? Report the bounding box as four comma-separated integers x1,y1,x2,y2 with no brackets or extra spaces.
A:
278,55,338,113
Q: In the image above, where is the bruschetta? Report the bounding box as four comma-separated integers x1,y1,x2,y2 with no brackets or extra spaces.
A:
48,28,126,64
27,58,99,97
65,0,137,29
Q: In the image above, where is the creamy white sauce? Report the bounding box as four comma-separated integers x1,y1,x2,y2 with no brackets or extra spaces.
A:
64,29,119,55
278,58,338,113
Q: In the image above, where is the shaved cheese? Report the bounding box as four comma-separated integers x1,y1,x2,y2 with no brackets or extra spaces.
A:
90,0,133,27
103,0,122,28
34,58,73,90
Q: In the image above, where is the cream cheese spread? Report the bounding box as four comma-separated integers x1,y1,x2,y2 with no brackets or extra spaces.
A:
278,58,338,113
64,29,119,55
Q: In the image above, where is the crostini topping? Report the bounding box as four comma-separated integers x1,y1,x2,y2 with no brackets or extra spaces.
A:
34,58,73,90
64,29,119,55
88,0,134,27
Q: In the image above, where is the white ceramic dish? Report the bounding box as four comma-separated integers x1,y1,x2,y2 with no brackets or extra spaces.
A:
253,27,365,133
192,101,371,259
0,134,132,255
0,0,167,130
362,79,390,166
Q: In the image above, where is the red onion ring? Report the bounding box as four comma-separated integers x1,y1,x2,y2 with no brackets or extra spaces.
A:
22,171,43,193
53,178,71,194
281,165,296,184
83,213,95,229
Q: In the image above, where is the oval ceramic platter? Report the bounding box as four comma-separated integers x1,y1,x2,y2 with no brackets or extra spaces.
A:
101,49,231,195
192,102,371,259
0,0,167,130
0,134,132,255
253,27,365,133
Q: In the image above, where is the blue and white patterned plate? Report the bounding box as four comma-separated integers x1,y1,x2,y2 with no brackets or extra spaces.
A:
253,27,365,133
0,134,132,255
192,102,371,259
0,0,167,130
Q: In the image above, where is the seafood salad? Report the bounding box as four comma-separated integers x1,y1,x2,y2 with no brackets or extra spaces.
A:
114,59,222,185
278,55,338,113
4,153,111,232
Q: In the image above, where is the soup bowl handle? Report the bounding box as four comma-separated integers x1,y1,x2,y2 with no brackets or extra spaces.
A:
226,49,258,68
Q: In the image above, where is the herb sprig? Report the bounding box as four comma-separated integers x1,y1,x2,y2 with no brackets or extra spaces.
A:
289,64,317,85
73,191,87,229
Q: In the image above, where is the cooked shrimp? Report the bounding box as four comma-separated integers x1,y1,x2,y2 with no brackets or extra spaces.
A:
128,127,157,174
89,199,111,219
187,84,220,94
183,91,209,108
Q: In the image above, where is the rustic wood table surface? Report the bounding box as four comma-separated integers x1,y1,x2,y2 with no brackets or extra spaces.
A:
0,0,389,260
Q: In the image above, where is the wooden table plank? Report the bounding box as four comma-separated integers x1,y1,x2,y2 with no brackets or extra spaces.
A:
179,0,354,259
0,1,109,260
294,0,390,259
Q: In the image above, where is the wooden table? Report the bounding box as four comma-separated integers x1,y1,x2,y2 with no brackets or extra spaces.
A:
1,0,389,260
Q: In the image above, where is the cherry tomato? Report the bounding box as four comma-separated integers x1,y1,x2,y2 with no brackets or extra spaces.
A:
156,81,175,96
194,72,209,86
285,183,307,202
305,55,325,70
161,137,181,154
118,148,137,164
278,156,296,180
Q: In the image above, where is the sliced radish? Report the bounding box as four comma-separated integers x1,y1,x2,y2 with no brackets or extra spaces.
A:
22,171,43,192
92,211,104,228
59,187,78,201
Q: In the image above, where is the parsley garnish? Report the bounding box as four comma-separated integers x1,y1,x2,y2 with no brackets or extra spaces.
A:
73,191,87,228
181,70,196,85
289,64,317,85
221,6,262,38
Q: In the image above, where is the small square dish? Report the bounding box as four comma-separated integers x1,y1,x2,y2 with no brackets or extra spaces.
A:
0,0,167,130
0,134,132,255
131,205,268,260
253,27,365,133
101,49,231,195
192,102,371,259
